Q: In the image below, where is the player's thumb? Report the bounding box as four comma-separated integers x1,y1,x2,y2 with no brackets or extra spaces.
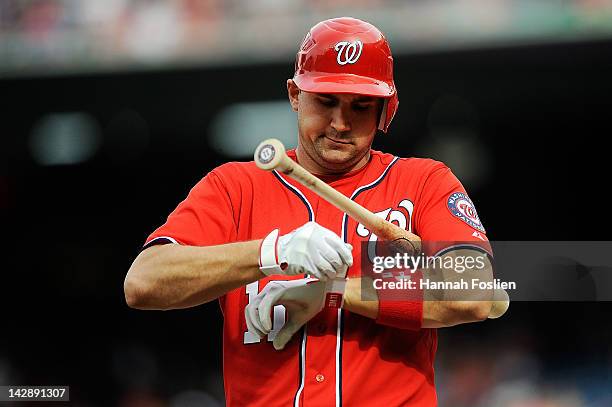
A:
273,320,303,351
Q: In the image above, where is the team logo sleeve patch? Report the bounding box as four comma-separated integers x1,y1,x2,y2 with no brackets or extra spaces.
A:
447,192,486,233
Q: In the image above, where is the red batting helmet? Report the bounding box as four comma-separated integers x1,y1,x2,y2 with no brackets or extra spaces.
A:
293,17,399,133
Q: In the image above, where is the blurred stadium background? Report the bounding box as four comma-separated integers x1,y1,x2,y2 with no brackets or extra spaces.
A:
1,0,611,406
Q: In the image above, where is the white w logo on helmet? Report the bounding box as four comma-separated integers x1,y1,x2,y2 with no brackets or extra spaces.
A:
334,40,363,65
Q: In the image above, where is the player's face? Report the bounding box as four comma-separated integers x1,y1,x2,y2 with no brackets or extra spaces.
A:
287,79,381,174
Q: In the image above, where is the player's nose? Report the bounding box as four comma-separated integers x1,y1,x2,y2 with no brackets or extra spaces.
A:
330,106,351,132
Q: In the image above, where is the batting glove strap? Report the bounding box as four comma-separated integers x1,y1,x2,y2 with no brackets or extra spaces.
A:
324,277,347,308
259,229,284,275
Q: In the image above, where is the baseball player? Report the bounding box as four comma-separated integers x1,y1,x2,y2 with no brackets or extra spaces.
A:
125,17,494,406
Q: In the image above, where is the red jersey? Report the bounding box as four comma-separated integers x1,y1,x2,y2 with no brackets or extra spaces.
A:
145,150,491,406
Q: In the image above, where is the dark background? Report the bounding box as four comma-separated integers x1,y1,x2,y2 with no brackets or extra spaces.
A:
1,39,611,406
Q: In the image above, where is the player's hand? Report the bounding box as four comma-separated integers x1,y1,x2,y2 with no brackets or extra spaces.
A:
245,278,325,350
259,221,352,280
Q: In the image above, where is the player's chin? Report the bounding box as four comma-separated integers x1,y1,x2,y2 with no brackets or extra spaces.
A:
318,136,352,153
317,144,354,163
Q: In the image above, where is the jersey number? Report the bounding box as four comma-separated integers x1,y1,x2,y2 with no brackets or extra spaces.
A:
243,281,286,344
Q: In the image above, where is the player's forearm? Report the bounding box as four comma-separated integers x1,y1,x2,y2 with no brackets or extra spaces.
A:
421,249,494,327
342,276,379,319
421,300,491,328
124,240,264,310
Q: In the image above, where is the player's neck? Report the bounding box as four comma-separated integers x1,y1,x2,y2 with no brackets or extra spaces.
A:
295,146,371,177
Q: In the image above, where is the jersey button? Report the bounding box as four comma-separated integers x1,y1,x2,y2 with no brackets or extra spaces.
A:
315,373,325,383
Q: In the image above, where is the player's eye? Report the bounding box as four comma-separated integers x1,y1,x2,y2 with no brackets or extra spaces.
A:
318,97,336,107
353,103,373,111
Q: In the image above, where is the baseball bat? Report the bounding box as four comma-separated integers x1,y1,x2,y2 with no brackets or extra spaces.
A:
254,138,509,319
254,138,421,252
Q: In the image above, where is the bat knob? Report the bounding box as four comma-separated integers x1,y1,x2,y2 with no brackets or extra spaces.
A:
255,138,286,171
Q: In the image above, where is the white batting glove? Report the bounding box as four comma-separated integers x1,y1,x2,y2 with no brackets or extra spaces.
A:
259,221,353,281
245,278,326,350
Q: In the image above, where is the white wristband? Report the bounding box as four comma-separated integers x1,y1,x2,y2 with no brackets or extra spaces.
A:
259,229,283,275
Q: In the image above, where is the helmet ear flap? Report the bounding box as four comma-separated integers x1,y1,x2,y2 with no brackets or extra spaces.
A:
378,99,388,132
379,94,399,133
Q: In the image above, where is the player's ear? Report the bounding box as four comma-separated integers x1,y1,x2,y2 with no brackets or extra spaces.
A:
287,79,300,112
